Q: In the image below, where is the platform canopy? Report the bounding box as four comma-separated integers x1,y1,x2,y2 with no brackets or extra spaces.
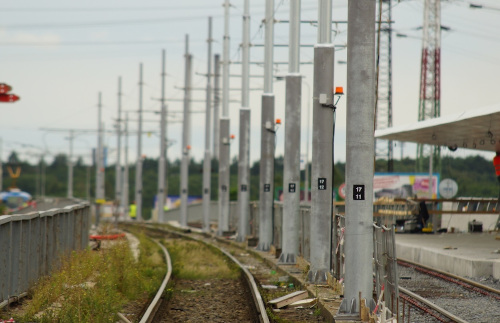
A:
375,103,500,153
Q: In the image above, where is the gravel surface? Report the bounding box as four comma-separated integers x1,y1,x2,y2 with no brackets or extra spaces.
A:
465,275,500,290
156,230,329,322
398,265,500,323
154,277,258,322
210,239,327,322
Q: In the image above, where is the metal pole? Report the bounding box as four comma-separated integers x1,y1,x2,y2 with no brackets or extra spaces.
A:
341,0,376,314
279,0,301,264
218,119,230,235
213,54,221,160
96,92,104,227
429,149,438,231
36,157,40,198
116,77,122,203
222,0,230,118
257,0,275,251
203,18,213,232
180,35,192,227
135,63,144,221
67,130,74,198
304,81,311,201
318,0,332,43
158,49,167,223
122,112,130,218
86,163,90,201
307,0,334,283
41,155,46,199
218,0,231,235
237,0,251,242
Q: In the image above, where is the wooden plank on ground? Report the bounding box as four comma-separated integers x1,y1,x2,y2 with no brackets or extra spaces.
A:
288,298,317,307
269,290,308,309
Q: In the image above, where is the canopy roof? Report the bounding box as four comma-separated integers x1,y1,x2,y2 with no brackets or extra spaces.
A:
375,103,500,152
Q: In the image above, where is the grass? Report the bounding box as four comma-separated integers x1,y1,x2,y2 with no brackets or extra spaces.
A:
165,239,240,280
10,232,165,323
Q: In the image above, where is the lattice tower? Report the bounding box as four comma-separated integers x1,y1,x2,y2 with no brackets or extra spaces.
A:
375,0,394,172
416,0,441,172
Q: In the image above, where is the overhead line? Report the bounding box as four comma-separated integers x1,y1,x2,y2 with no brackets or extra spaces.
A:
1,15,224,29
0,40,204,46
0,6,223,12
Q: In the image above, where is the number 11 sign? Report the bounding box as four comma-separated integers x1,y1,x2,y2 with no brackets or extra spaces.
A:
353,185,365,201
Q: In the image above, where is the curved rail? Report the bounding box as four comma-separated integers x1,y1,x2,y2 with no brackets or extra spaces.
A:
139,223,270,323
138,239,172,323
217,248,270,323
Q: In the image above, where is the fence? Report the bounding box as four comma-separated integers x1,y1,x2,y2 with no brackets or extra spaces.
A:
0,202,90,306
373,223,399,316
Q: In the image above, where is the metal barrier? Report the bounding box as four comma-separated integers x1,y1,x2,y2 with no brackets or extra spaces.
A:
0,202,90,306
373,223,399,316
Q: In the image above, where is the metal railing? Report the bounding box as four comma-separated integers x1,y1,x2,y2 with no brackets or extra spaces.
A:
0,202,90,307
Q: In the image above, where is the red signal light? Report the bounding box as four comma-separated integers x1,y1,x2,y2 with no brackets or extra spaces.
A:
0,94,20,102
0,83,12,94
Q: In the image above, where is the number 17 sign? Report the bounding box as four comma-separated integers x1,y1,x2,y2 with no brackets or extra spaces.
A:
353,184,365,201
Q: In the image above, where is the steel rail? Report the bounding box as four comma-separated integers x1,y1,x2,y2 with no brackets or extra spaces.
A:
399,286,468,323
139,223,270,323
138,239,172,323
217,247,270,323
398,257,500,299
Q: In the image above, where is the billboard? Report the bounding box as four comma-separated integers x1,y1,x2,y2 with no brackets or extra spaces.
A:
373,173,440,199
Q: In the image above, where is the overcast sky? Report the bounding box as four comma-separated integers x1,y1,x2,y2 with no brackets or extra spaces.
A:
1,0,499,166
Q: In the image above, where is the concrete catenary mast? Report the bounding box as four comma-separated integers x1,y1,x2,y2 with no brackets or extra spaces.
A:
135,63,144,221
339,0,376,317
237,0,251,242
158,50,167,223
180,35,192,227
116,77,122,203
279,0,301,264
257,0,275,251
218,0,231,235
96,92,105,226
307,0,334,283
213,54,221,161
203,18,213,232
122,112,129,218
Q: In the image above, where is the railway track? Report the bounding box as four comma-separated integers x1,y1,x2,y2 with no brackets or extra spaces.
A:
396,258,500,323
123,224,268,323
126,223,330,323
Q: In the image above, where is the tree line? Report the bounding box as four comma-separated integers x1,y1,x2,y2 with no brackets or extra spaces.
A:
3,151,499,216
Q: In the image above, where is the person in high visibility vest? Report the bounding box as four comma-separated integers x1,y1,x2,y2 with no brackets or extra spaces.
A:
129,201,137,220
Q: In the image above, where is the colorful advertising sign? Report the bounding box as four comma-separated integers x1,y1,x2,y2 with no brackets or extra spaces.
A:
373,173,440,199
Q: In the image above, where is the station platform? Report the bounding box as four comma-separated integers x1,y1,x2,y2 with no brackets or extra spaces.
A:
395,232,500,279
